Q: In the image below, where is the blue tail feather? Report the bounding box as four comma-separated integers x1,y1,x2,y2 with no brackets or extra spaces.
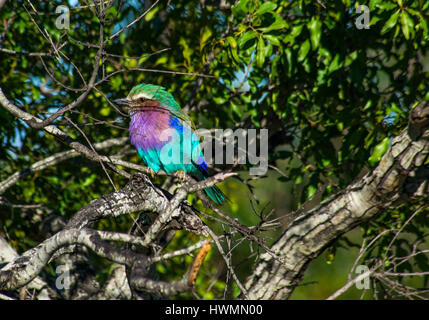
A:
191,161,226,205
204,184,226,205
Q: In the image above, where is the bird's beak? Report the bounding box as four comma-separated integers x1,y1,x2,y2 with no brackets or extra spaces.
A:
113,98,132,108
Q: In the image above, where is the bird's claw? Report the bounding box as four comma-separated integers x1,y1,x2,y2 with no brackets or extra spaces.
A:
174,170,187,182
146,168,156,179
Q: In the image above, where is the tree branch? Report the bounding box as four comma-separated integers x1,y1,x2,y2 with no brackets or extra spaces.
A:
0,228,150,291
0,137,128,194
245,101,429,299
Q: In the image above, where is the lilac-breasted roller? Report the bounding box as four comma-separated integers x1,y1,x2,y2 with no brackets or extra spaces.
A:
114,83,225,204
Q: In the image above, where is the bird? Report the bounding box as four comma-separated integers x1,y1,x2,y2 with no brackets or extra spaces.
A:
114,83,225,205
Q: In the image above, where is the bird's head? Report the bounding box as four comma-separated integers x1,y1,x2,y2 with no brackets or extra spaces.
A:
113,83,179,115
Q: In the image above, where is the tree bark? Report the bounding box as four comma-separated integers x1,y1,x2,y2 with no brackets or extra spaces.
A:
245,102,429,299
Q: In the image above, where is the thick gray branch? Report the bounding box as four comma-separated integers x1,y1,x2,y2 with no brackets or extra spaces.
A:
245,102,429,299
0,172,228,292
0,235,51,298
0,228,148,291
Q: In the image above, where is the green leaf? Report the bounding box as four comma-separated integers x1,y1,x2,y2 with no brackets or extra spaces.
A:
308,18,322,49
328,53,342,73
226,36,239,62
291,24,304,38
238,31,257,47
400,11,414,40
256,37,265,67
368,137,390,166
231,102,242,121
18,20,25,34
264,43,273,58
226,36,237,49
417,13,429,39
200,27,213,50
263,34,281,46
229,46,240,63
381,10,400,34
231,0,250,18
345,51,358,66
306,184,317,200
376,2,398,10
144,6,159,21
100,107,111,116
259,16,288,32
255,1,277,16
298,39,310,62
285,47,293,76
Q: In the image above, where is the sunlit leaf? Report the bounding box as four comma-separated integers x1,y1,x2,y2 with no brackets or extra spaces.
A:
368,137,390,166
381,10,399,34
400,10,414,40
308,17,322,49
256,37,265,67
298,39,310,62
255,1,277,16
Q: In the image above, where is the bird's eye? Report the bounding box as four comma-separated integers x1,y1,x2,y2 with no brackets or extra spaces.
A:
138,98,146,103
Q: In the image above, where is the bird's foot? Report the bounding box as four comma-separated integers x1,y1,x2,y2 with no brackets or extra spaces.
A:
173,170,188,182
146,168,156,179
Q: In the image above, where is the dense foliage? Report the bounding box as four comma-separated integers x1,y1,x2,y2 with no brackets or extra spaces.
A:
0,0,428,299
